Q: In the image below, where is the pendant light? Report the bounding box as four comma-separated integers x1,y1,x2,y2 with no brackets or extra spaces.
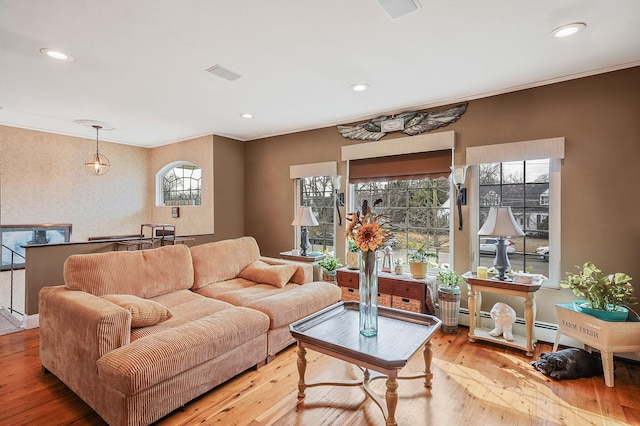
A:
85,125,110,175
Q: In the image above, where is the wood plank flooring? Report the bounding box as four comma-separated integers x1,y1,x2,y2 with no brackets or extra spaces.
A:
1,327,639,425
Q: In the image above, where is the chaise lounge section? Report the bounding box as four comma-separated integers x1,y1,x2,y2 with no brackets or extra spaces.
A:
39,237,341,426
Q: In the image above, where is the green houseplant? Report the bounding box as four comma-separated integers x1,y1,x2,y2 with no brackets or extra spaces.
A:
346,239,360,270
437,269,462,333
318,254,341,283
438,269,462,292
318,255,341,274
394,258,404,275
408,245,438,279
560,262,636,321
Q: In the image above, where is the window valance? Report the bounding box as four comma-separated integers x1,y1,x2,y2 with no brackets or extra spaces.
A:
348,149,451,183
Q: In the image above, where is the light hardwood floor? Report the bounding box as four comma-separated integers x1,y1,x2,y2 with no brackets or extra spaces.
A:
1,327,639,425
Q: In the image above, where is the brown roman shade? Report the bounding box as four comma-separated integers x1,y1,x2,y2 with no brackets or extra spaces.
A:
348,149,451,183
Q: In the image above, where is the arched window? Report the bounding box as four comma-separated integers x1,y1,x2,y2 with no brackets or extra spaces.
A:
157,162,201,206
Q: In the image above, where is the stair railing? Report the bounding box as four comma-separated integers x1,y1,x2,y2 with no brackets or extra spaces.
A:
1,244,25,317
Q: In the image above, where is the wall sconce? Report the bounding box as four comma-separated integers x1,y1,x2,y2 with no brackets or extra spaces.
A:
85,125,110,175
291,206,319,256
332,175,344,227
478,206,525,281
450,165,468,230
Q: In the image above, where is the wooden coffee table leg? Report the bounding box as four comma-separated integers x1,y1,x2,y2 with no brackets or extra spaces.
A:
385,371,399,426
423,340,433,388
297,342,307,398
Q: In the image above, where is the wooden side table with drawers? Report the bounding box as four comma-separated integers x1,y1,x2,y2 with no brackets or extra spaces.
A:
336,268,436,315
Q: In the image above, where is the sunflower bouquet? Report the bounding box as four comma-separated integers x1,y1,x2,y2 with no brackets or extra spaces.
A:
345,199,395,253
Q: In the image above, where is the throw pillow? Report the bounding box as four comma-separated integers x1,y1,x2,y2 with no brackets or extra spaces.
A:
238,260,298,288
102,294,173,327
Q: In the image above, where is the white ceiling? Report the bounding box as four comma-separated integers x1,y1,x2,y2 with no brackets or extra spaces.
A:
1,0,639,148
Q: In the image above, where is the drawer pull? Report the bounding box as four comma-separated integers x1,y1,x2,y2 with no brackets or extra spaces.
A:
347,288,355,293
402,298,410,303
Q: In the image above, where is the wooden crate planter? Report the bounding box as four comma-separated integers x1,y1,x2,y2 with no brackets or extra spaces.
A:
553,303,640,387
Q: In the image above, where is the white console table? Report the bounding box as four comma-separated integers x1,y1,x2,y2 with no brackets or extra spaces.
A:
466,277,542,356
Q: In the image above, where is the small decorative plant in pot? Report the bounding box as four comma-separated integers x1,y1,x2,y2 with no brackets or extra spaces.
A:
408,245,438,279
345,239,360,270
437,269,462,333
560,261,637,322
394,258,404,275
318,254,341,283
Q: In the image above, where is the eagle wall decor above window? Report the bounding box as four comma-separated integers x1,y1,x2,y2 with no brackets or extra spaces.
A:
337,102,468,141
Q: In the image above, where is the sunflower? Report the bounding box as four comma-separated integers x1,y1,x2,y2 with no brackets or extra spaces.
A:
355,223,383,251
346,199,394,252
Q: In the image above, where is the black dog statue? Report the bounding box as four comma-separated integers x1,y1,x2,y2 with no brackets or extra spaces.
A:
531,348,603,380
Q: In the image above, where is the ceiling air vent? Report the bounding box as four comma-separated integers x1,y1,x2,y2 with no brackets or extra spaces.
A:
205,65,242,81
377,0,421,19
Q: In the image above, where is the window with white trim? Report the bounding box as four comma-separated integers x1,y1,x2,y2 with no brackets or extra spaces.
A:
299,176,335,254
157,162,201,206
478,160,550,277
351,177,451,268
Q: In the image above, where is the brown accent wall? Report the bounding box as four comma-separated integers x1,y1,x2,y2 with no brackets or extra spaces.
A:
212,135,245,240
244,66,640,323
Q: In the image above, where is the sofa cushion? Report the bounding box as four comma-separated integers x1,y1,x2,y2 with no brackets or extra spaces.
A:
190,237,260,290
131,291,236,341
64,244,194,298
243,282,342,329
102,294,173,328
97,307,270,395
238,260,297,288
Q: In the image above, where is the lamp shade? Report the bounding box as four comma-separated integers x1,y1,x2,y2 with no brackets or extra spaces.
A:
478,206,525,237
291,207,319,227
450,165,468,186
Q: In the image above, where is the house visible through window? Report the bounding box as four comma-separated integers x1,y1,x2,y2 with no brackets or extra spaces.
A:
300,176,335,254
159,162,201,206
478,159,550,276
352,178,451,268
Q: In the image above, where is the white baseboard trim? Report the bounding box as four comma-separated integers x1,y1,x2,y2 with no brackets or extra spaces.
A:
24,313,39,329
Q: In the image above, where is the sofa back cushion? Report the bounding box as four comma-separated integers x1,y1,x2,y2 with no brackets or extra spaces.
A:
64,244,194,298
190,236,260,290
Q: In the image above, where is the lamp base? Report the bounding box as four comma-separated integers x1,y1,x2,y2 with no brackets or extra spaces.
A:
492,237,511,281
300,226,310,257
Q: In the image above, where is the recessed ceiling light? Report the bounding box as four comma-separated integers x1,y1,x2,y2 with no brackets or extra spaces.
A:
350,83,369,92
240,113,253,119
551,22,586,38
40,48,74,61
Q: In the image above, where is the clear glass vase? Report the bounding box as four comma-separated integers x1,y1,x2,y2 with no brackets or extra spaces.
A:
359,250,378,337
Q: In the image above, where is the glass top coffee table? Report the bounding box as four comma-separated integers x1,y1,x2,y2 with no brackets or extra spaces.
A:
289,301,441,426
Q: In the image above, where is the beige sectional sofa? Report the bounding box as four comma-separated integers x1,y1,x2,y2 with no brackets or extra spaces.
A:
39,236,341,426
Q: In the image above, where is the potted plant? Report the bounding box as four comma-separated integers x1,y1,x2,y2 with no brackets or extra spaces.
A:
437,269,462,333
318,254,341,284
560,262,637,322
345,239,360,270
394,258,404,275
408,245,438,279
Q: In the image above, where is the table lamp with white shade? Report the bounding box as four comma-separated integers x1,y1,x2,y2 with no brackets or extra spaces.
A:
478,206,525,281
291,206,319,256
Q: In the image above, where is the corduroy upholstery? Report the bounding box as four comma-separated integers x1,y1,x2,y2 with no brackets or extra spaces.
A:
39,236,341,426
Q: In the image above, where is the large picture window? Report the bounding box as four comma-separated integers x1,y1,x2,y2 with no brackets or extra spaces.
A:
352,178,451,268
478,160,550,276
